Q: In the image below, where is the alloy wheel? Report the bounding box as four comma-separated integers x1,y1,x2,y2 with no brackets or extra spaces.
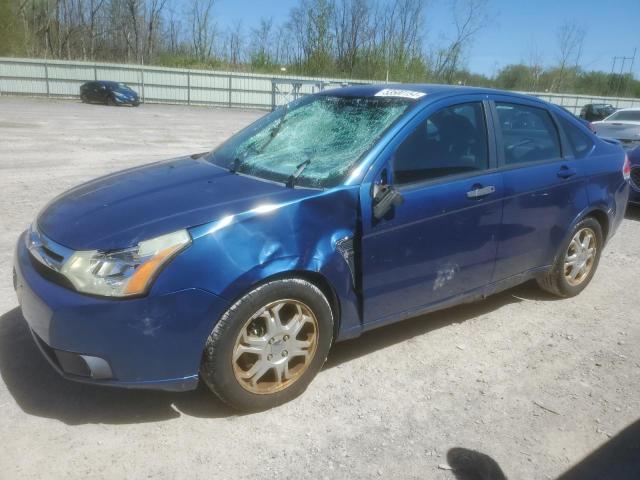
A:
232,299,319,394
564,227,597,286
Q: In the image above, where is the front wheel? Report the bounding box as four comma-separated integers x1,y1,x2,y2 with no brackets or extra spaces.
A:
537,217,603,297
106,96,117,106
201,278,334,411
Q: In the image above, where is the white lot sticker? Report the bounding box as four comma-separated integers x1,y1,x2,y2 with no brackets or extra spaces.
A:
374,88,426,99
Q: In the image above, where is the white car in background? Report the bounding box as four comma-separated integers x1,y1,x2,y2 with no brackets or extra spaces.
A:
592,108,640,150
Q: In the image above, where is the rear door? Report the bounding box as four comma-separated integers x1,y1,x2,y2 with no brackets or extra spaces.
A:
360,97,503,326
490,96,589,281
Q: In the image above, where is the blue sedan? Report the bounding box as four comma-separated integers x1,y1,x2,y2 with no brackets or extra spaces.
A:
13,85,630,410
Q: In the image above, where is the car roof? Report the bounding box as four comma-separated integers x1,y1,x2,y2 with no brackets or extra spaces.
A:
318,83,544,105
610,107,640,112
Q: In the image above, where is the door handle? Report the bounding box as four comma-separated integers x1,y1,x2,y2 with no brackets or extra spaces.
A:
557,166,577,179
466,185,495,199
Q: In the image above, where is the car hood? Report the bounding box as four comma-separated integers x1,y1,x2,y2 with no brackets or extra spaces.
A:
37,156,315,251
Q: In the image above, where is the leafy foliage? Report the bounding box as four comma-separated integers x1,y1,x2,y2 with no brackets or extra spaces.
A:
0,0,637,97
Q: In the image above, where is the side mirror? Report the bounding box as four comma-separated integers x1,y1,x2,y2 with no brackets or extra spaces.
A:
373,184,404,220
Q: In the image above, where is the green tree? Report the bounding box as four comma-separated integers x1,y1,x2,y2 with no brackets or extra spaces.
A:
0,0,25,56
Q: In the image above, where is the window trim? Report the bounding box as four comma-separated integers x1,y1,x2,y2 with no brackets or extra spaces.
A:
555,112,595,159
490,98,566,171
389,99,494,189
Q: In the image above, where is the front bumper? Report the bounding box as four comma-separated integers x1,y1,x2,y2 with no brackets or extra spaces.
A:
13,232,229,391
112,94,140,106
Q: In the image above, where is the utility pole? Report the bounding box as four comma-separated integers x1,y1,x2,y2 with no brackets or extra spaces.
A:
611,49,636,97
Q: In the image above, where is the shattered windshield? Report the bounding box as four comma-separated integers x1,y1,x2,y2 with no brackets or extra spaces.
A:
208,95,412,188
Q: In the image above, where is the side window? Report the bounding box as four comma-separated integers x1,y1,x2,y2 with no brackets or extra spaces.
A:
557,116,593,159
393,102,489,185
496,102,562,165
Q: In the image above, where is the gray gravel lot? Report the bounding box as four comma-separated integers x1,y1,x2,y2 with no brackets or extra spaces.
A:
0,97,639,479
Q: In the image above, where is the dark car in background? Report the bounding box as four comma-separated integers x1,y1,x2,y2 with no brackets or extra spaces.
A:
629,146,640,205
558,106,596,132
580,103,616,122
80,81,140,106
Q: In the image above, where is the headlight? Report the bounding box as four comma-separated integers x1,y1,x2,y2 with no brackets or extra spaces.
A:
60,230,191,297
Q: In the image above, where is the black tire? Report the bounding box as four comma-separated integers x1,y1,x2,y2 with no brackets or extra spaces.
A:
80,93,88,103
537,217,603,298
106,95,117,106
201,278,334,411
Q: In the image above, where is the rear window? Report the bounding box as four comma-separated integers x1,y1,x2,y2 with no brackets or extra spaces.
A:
557,116,593,158
496,103,562,165
605,110,640,122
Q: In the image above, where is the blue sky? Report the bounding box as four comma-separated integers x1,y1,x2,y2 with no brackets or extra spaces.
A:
209,0,639,77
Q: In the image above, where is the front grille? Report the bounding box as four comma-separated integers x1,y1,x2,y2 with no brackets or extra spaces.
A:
28,251,76,291
27,225,77,291
41,245,64,263
631,166,640,191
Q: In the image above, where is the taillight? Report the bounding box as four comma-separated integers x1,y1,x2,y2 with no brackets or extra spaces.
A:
623,154,631,181
588,122,596,133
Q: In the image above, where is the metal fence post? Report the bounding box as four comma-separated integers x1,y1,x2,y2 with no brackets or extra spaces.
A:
141,68,145,103
187,71,191,105
228,74,232,108
271,79,276,111
94,64,97,81
44,61,50,97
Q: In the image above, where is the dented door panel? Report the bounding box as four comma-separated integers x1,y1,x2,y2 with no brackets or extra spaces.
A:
360,173,503,326
157,187,363,339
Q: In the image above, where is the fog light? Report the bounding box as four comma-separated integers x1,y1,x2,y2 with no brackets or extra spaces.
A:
54,350,113,379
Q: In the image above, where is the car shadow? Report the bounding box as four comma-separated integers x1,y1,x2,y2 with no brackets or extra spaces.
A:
445,418,640,479
325,281,552,368
625,204,640,221
0,307,236,425
0,281,552,425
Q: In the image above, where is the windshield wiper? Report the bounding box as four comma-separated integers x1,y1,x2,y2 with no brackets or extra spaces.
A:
229,156,242,173
229,147,254,174
286,158,311,188
255,104,289,154
271,104,289,138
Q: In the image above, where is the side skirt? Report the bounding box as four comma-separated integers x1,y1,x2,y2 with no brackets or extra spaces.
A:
341,265,551,339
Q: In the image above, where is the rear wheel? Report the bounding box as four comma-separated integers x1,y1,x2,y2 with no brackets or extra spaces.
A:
80,93,88,103
537,217,603,297
201,278,334,411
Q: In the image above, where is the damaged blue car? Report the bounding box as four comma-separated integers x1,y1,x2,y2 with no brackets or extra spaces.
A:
13,85,630,410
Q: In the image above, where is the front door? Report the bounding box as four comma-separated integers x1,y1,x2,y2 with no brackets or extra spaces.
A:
361,99,503,326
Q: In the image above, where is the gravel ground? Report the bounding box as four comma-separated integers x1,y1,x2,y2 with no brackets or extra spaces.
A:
0,97,639,480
